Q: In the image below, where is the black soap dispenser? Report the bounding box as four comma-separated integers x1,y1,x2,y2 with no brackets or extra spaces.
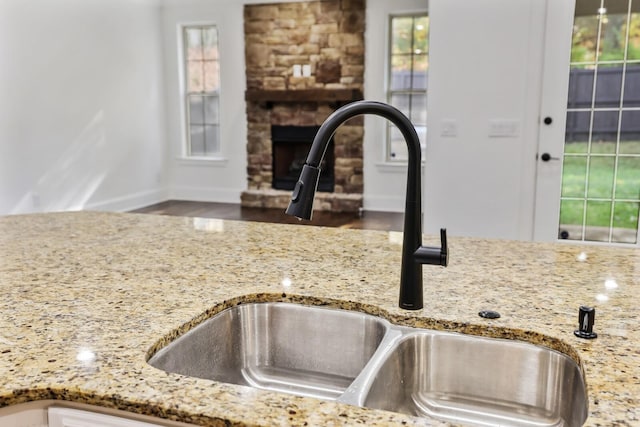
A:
574,306,597,339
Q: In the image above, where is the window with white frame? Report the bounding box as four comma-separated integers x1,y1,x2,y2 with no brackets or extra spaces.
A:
387,14,428,162
183,25,220,157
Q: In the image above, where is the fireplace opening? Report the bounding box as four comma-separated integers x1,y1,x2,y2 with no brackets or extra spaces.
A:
272,125,335,192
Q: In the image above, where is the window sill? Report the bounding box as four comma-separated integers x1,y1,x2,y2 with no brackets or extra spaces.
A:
176,157,229,167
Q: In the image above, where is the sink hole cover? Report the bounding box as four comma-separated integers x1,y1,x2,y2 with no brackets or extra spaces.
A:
478,310,501,319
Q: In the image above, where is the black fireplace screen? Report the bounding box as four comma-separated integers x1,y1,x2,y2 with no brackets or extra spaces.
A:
271,125,334,192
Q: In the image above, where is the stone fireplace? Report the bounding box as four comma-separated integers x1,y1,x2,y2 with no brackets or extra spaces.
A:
240,0,365,213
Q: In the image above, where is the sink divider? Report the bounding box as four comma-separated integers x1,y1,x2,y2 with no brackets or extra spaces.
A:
337,326,405,407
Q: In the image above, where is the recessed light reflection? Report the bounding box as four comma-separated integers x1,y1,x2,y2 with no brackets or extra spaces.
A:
281,277,292,288
605,279,618,289
596,293,609,303
576,252,588,262
388,231,403,245
76,348,96,362
192,218,224,232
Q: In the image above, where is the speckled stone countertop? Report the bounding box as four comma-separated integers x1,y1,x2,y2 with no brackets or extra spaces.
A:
0,211,638,426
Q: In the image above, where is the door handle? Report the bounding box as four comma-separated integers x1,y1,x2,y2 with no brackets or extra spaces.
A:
539,152,560,162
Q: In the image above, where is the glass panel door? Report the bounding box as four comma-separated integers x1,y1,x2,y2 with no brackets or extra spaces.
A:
558,0,640,244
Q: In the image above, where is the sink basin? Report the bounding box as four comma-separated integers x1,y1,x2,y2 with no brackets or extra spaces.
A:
149,302,588,426
148,303,388,400
361,331,588,427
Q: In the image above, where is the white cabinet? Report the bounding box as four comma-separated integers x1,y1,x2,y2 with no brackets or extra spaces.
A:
0,404,192,427
48,407,164,427
0,407,48,427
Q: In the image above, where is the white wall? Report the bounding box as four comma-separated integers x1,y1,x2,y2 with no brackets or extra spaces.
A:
162,0,305,204
161,0,260,203
0,0,167,215
1,0,554,241
363,0,428,213
423,0,546,240
365,0,548,240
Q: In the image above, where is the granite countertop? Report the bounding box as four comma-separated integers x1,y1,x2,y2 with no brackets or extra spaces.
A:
0,211,638,426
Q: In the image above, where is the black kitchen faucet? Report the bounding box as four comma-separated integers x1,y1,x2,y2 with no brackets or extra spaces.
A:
285,100,448,310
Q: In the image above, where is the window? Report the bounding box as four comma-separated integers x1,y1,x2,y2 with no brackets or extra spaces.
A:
386,14,429,162
558,1,640,244
183,26,220,157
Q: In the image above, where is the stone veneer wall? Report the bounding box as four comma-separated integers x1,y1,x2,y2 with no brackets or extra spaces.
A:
241,0,365,212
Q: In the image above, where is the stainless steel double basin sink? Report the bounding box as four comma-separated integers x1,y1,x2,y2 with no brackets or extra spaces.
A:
148,303,588,426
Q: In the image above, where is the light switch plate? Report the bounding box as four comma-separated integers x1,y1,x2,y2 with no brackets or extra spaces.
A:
489,119,520,137
441,119,458,137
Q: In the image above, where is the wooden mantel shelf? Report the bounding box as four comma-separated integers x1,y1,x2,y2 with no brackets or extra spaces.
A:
245,89,364,106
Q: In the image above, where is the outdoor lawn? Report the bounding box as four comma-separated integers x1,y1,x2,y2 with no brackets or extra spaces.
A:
560,141,640,230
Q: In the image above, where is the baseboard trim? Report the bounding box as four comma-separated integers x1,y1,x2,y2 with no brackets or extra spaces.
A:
85,188,169,213
363,194,404,213
169,186,242,204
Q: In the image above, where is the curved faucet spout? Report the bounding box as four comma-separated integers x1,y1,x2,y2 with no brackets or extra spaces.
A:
285,100,448,310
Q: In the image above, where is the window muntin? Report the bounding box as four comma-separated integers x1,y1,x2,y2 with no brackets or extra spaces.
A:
386,14,428,162
183,26,220,157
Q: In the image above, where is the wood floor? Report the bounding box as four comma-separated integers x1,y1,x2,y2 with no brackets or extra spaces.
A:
132,200,405,231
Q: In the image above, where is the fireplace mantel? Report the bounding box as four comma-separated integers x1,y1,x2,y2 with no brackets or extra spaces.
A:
245,89,363,108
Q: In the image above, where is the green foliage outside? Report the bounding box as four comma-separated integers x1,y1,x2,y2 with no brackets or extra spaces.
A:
390,15,429,72
571,13,640,63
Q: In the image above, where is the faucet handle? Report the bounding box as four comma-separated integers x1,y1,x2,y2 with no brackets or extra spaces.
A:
440,228,449,267
414,228,449,267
